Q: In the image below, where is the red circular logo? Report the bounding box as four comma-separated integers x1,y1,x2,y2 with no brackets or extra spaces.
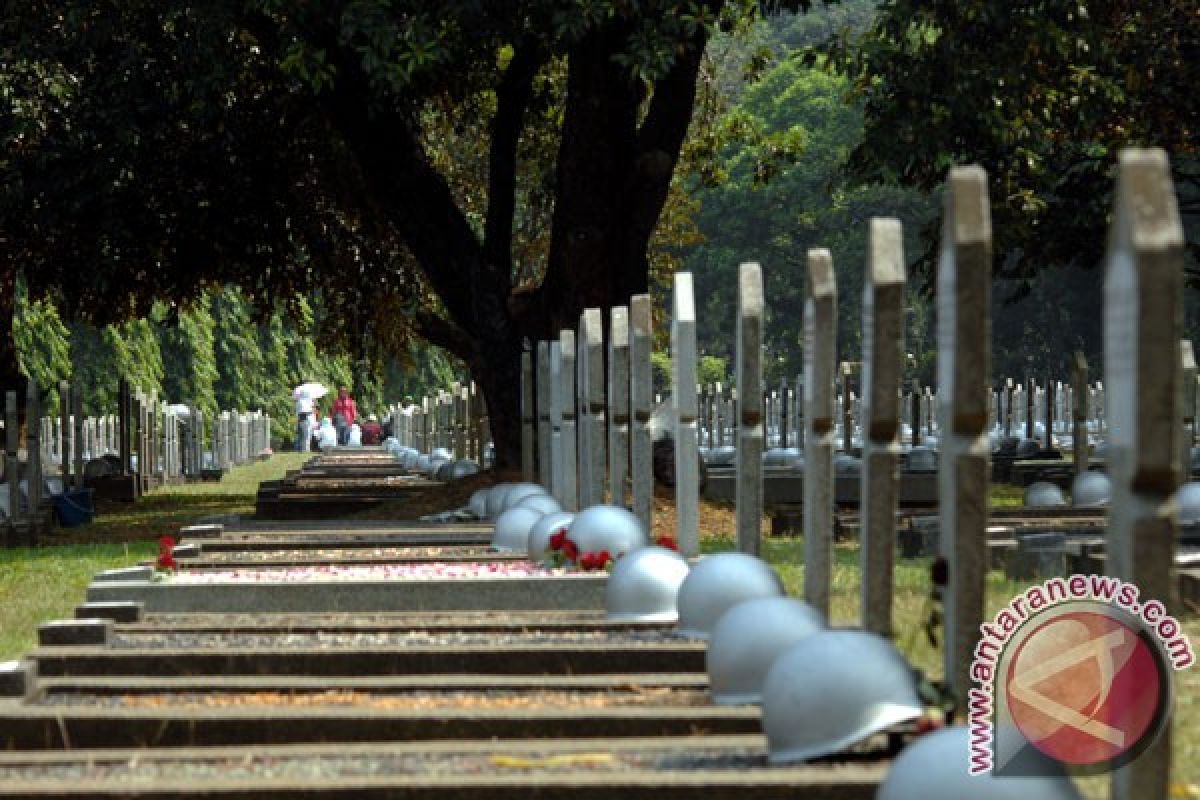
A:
1005,609,1164,766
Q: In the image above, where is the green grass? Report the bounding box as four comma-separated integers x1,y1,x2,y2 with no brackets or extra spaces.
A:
0,453,312,659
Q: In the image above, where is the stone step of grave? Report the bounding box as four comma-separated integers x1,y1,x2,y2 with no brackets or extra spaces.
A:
34,672,708,696
254,496,415,520
0,735,885,799
704,471,938,509
0,702,756,750
86,570,608,613
30,637,702,677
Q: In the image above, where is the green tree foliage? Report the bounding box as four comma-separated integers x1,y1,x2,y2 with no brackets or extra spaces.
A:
12,277,71,413
1,0,817,467
682,15,935,385
834,0,1200,290
157,303,219,422
70,320,164,416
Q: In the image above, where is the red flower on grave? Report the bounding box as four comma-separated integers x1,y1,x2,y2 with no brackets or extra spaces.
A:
561,538,578,563
655,535,679,552
157,535,178,572
548,530,568,552
578,550,614,571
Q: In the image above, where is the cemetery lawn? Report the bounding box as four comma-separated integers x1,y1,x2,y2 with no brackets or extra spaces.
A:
1,466,1195,795
0,453,311,659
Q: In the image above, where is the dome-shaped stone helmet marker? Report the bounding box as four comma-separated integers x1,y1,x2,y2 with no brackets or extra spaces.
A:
500,483,550,514
605,546,690,622
514,493,563,515
1024,481,1067,508
675,553,785,639
467,488,490,519
1070,470,1111,508
483,483,515,519
1177,480,1200,526
491,507,544,553
762,629,923,764
707,596,825,705
877,726,1082,800
527,511,576,563
566,505,648,560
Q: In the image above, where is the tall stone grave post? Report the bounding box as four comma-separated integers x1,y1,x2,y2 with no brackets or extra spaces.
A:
118,379,131,479
1003,378,1014,437
804,250,837,616
841,363,854,453
1072,352,1090,474
911,380,922,446
5,391,18,542
1104,149,1183,800
559,330,579,511
536,342,553,488
777,381,787,448
937,166,992,705
608,307,631,507
549,340,564,502
24,383,40,542
861,219,905,637
736,263,765,555
1043,376,1055,451
1024,377,1036,440
729,262,768,556
580,309,607,507
794,375,805,448
1180,340,1196,471
520,350,535,481
575,314,591,502
58,382,71,485
72,388,85,490
672,273,701,558
630,294,654,531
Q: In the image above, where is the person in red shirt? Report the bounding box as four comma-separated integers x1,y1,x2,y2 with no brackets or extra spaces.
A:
360,414,384,446
331,386,358,446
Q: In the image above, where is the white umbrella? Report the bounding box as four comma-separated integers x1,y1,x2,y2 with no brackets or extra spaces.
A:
293,382,329,400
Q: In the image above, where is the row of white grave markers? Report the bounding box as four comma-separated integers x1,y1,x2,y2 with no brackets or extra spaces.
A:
520,294,660,536
388,383,490,461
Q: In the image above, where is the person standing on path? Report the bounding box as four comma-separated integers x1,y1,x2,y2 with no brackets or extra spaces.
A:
294,391,316,452
332,386,358,446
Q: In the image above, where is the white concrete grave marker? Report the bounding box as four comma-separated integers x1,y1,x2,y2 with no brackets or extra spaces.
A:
580,308,607,507
630,294,654,530
803,249,837,616
550,340,564,503
1103,149,1184,800
609,307,631,507
937,166,992,704
860,218,905,637
1072,352,1090,474
559,331,579,512
672,273,700,557
736,262,765,555
536,342,553,487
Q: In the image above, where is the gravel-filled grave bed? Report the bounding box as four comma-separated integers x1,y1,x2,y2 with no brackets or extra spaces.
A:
165,563,576,583
40,687,710,710
194,546,501,563
134,611,614,628
109,629,680,650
